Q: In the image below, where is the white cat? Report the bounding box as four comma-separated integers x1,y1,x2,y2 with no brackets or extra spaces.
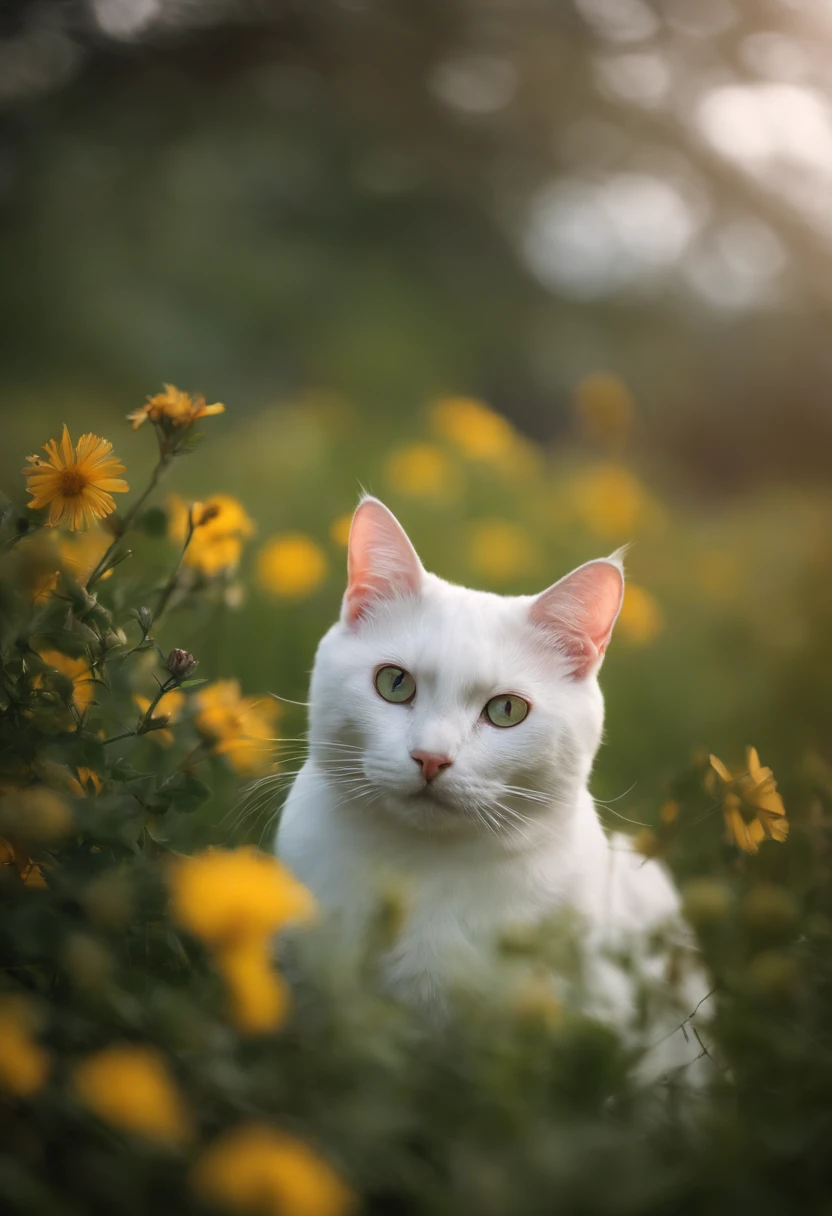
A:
276,497,710,1076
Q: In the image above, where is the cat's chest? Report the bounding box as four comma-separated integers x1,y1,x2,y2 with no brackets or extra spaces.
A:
349,854,560,1008
277,768,582,995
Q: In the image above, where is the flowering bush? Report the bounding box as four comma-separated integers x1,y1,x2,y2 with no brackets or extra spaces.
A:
2,385,832,1216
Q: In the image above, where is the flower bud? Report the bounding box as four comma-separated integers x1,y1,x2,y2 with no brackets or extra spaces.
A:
82,872,133,929
742,883,797,932
63,934,111,989
193,502,220,527
746,950,798,1000
634,827,661,858
166,648,198,682
682,878,732,929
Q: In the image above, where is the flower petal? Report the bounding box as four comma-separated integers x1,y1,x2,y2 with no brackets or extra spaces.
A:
710,754,733,784
42,438,62,468
746,746,762,781
127,408,149,430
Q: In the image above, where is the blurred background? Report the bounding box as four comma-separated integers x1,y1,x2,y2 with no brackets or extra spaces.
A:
2,0,831,835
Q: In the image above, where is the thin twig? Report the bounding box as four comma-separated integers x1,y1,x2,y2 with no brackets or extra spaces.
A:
101,675,178,745
86,448,174,589
153,505,200,622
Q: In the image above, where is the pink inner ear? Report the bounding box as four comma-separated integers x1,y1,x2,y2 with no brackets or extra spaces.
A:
343,498,423,626
530,559,624,678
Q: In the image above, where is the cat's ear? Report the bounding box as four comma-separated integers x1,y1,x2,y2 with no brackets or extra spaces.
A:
342,497,424,626
529,554,625,678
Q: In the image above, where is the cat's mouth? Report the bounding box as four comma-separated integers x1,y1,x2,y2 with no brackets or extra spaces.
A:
409,783,456,812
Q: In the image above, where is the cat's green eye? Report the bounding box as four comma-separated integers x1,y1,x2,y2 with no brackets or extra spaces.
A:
375,665,416,704
484,694,530,728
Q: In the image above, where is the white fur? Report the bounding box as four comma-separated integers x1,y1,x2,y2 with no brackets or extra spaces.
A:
276,499,711,1077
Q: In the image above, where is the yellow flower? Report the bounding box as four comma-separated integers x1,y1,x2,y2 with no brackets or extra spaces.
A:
30,528,115,602
170,848,313,1034
169,847,315,948
34,648,95,715
0,836,47,889
574,373,636,447
467,519,540,584
191,1124,353,1216
72,1045,191,1146
257,535,327,601
168,494,254,577
572,463,646,539
0,787,73,843
22,426,128,530
0,997,49,1096
634,827,662,858
216,940,290,1034
617,584,663,645
709,748,789,855
61,528,115,581
383,443,455,500
329,515,353,547
67,768,103,797
660,800,679,825
134,689,186,747
430,396,515,462
193,681,279,774
128,383,225,431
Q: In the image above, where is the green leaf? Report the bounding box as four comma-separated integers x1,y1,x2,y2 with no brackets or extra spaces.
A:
138,506,168,538
109,759,151,783
72,734,107,771
152,771,211,815
145,815,170,843
130,606,154,632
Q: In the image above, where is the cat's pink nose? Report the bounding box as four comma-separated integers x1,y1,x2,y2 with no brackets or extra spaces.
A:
411,751,453,782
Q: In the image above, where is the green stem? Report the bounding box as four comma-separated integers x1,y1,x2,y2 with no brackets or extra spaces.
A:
101,729,137,747
140,678,173,724
102,676,177,745
0,533,26,553
178,741,210,770
153,507,198,623
86,450,174,589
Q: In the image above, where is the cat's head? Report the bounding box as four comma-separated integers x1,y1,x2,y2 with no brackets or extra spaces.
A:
308,497,625,841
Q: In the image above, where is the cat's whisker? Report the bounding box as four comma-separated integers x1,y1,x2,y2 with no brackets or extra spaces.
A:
236,769,378,846
267,692,312,708
473,805,505,843
322,782,381,819
491,800,537,846
244,759,365,787
592,781,638,807
494,801,539,828
501,785,551,805
256,806,287,852
593,802,652,829
269,736,364,751
229,757,370,836
229,788,284,837
226,793,282,834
